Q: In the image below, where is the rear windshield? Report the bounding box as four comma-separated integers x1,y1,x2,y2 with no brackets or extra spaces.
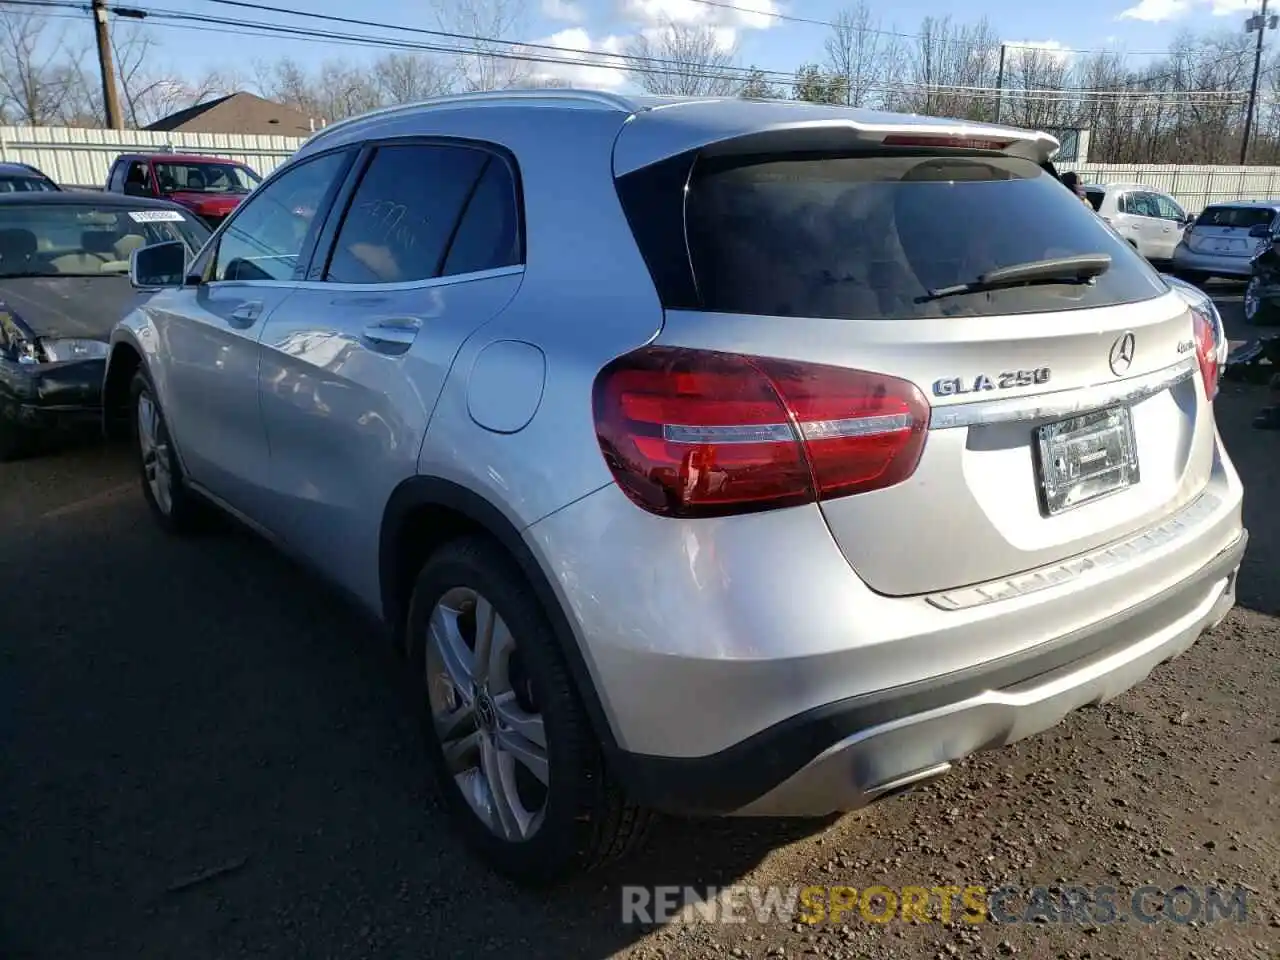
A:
662,152,1164,321
1195,206,1275,229
1084,187,1105,212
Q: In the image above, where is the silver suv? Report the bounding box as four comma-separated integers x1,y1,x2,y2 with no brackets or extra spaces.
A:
103,92,1247,885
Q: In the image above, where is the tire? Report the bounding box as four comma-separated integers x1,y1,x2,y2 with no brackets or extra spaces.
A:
129,369,206,535
407,536,651,885
1244,276,1280,326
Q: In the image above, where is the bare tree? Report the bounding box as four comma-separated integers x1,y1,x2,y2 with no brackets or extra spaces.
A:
823,3,894,108
0,8,80,124
373,52,452,104
437,0,529,92
740,66,780,99
625,22,740,96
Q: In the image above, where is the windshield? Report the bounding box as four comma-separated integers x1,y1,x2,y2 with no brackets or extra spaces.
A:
1195,205,1275,229
677,152,1164,321
154,161,260,195
0,204,212,278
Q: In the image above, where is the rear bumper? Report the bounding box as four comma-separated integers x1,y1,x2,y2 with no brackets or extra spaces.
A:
730,528,1244,816
1170,244,1255,278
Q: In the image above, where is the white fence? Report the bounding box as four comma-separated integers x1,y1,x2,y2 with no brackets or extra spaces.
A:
0,126,307,188
1062,163,1280,214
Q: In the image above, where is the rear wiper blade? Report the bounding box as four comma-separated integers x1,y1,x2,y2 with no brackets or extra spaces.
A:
916,254,1112,304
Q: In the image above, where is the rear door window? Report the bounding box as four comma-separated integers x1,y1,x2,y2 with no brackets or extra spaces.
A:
1083,187,1105,212
679,152,1165,321
324,143,489,285
1196,206,1275,229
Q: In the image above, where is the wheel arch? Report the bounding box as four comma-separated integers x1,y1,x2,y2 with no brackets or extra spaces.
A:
380,476,621,754
102,332,146,440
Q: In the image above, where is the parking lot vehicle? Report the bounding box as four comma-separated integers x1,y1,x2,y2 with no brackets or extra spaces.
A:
104,153,261,229
0,162,60,193
104,92,1247,885
1172,201,1280,282
1243,228,1280,326
1081,182,1190,264
0,192,210,459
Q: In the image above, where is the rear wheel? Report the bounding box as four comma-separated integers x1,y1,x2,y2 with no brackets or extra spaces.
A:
130,370,206,535
407,536,651,885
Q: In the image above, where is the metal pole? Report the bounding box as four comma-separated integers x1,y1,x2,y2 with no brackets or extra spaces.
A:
91,0,124,130
1241,0,1271,165
995,43,1007,124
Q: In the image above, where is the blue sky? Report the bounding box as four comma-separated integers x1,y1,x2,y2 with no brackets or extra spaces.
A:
120,0,1265,91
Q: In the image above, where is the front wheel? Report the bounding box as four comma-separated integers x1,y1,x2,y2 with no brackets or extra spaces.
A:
407,537,651,885
130,370,206,535
1244,275,1280,325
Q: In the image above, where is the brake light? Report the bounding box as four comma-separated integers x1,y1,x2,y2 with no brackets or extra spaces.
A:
1192,307,1221,401
592,347,930,518
881,134,1015,151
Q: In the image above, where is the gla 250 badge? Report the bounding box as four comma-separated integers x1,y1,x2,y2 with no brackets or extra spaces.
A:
932,367,1052,398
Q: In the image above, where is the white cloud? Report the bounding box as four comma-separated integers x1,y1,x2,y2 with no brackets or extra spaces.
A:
1210,0,1254,14
541,0,586,23
638,21,738,51
1004,39,1074,65
620,0,781,32
1117,0,1191,21
521,29,631,90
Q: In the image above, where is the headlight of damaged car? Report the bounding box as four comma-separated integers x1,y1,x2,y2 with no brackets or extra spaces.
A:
27,338,110,364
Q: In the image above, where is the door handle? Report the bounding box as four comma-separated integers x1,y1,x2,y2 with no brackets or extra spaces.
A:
361,319,421,350
229,301,263,327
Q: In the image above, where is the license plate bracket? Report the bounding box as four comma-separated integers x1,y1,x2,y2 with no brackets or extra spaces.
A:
1035,406,1140,516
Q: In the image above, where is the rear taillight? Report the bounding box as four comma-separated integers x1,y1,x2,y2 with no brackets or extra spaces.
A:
592,346,930,518
1166,276,1225,401
1192,308,1221,400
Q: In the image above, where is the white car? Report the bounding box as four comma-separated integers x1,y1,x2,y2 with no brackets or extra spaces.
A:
1082,182,1191,265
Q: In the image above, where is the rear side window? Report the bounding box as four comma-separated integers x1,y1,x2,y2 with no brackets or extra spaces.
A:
1196,205,1275,229
325,143,510,285
650,152,1165,321
1084,188,1105,212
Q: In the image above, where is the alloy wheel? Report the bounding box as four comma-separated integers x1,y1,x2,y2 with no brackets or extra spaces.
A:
425,586,549,842
137,392,173,516
1245,277,1260,321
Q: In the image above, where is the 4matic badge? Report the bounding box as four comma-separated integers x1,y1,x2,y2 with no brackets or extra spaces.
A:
932,367,1052,397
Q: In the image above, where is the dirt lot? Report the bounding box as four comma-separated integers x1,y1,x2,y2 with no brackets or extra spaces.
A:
0,295,1276,960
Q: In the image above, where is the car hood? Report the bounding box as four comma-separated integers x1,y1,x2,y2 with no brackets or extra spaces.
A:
166,191,245,214
0,275,148,340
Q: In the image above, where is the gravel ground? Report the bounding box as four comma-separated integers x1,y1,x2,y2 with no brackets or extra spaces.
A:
0,294,1276,960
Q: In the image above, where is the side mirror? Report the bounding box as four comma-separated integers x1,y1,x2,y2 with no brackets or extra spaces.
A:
122,181,150,198
1248,223,1271,238
130,241,189,289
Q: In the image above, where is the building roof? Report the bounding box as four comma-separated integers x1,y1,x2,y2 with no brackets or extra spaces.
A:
146,92,316,137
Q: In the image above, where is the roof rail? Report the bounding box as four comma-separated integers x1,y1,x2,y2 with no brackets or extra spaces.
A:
304,88,636,147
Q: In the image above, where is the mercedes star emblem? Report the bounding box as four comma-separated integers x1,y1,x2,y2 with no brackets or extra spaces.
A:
1109,331,1136,376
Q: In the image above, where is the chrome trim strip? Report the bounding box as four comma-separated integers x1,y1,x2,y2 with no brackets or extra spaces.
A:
928,357,1199,431
927,490,1222,611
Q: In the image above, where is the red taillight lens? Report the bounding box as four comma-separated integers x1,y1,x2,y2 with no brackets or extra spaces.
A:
592,346,930,518
1192,307,1221,400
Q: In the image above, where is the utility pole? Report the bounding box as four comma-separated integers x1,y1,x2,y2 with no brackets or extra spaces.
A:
1241,0,1277,165
994,43,1007,124
91,0,124,130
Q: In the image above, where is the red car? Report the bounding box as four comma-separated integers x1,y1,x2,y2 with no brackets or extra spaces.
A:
104,153,262,228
